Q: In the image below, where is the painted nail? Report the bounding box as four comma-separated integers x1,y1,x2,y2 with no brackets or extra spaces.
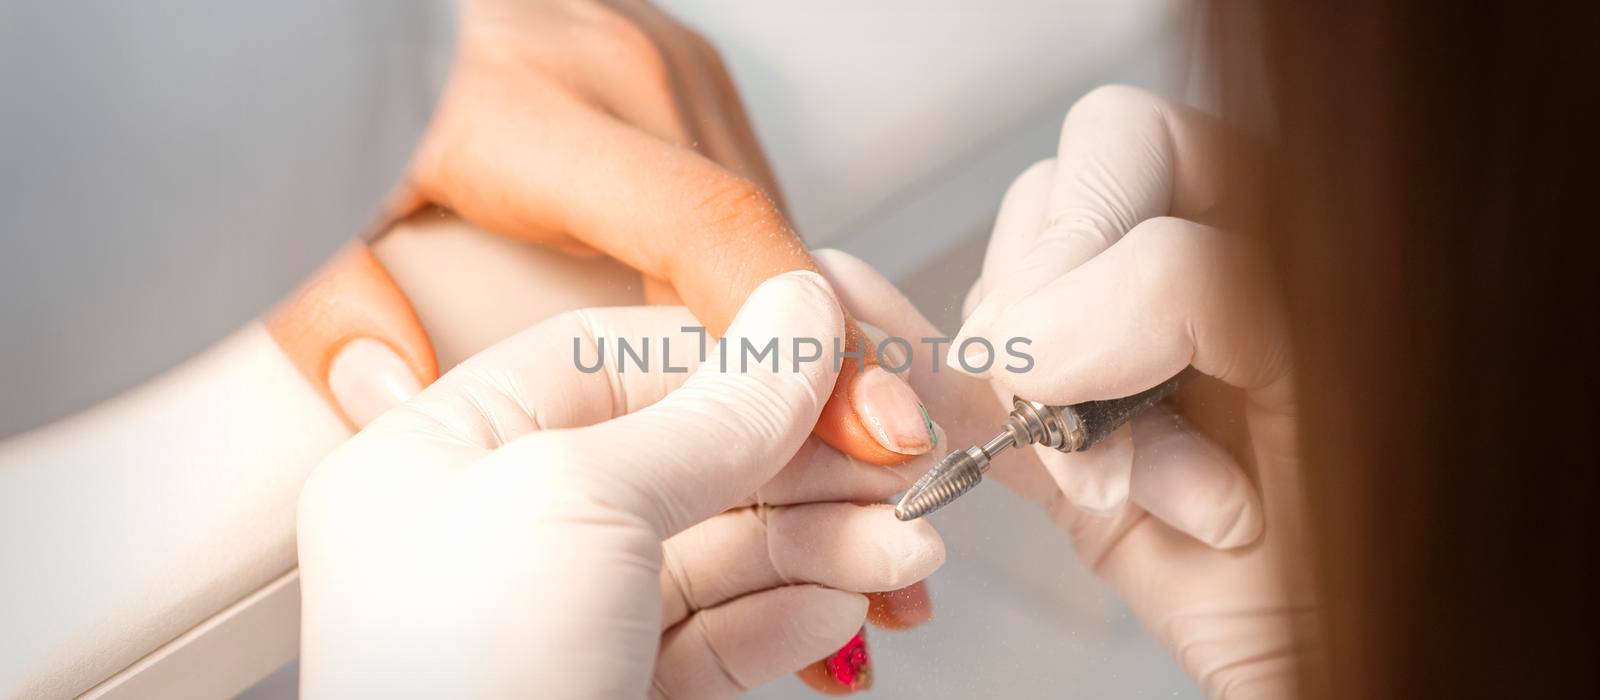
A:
327,338,422,427
868,581,934,629
852,366,935,455
825,628,873,691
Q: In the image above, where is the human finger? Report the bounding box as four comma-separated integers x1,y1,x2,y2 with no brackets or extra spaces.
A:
1128,406,1263,548
1031,397,1263,547
977,215,1284,521
745,437,935,508
540,271,843,539
982,216,1291,407
696,41,787,209
457,0,692,148
945,88,1242,515
817,248,1073,639
652,586,867,699
412,82,926,466
961,158,1056,317
751,427,943,643
667,23,787,205
953,86,1225,366
265,244,436,428
599,0,779,196
569,3,696,147
659,503,944,629
379,304,704,447
366,292,932,540
795,627,874,695
1036,423,1137,514
811,249,1049,492
643,275,686,305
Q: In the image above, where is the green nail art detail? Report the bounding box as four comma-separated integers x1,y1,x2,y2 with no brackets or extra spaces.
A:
918,402,937,447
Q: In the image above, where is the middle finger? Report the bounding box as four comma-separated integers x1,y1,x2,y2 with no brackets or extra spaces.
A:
659,502,944,629
955,86,1224,353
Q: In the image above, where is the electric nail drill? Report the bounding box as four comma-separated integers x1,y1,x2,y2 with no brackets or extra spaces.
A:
894,371,1187,520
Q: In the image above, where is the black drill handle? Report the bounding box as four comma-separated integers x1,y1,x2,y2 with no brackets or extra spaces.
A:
1070,370,1187,450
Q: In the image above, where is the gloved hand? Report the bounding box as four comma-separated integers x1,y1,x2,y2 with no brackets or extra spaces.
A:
276,4,939,671
296,271,945,698
822,85,1317,700
277,5,939,685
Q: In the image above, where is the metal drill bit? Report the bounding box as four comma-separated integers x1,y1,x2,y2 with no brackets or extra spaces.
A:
894,431,1016,520
894,372,1187,521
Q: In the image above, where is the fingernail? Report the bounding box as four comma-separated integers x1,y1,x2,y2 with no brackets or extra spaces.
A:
944,335,993,377
825,628,872,692
852,367,934,455
944,338,966,374
868,582,934,629
327,338,422,427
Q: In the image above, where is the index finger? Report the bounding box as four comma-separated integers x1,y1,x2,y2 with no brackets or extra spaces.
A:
957,85,1228,346
415,91,921,465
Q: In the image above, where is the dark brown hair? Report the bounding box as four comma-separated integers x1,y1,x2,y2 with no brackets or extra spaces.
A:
1215,1,1600,696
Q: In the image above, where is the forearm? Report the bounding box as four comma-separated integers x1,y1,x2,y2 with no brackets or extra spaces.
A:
0,226,645,697
0,323,349,698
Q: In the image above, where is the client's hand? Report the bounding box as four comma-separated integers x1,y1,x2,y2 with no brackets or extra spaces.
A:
283,5,940,690
275,0,932,465
408,0,926,466
296,272,945,698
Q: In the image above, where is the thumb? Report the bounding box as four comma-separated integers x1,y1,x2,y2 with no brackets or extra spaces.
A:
551,270,844,539
983,217,1286,405
266,243,438,428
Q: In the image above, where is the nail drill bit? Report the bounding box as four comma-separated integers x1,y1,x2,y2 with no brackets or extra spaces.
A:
895,372,1186,520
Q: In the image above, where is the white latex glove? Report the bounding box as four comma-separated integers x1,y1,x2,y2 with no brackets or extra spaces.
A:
843,86,1313,699
297,271,945,698
952,84,1272,535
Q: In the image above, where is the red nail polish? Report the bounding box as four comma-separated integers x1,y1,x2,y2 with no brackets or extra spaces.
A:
868,582,934,629
826,628,872,691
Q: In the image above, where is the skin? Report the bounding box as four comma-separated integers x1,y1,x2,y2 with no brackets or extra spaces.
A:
297,273,946,698
272,0,906,465
266,246,437,422
268,1,933,693
410,0,905,465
